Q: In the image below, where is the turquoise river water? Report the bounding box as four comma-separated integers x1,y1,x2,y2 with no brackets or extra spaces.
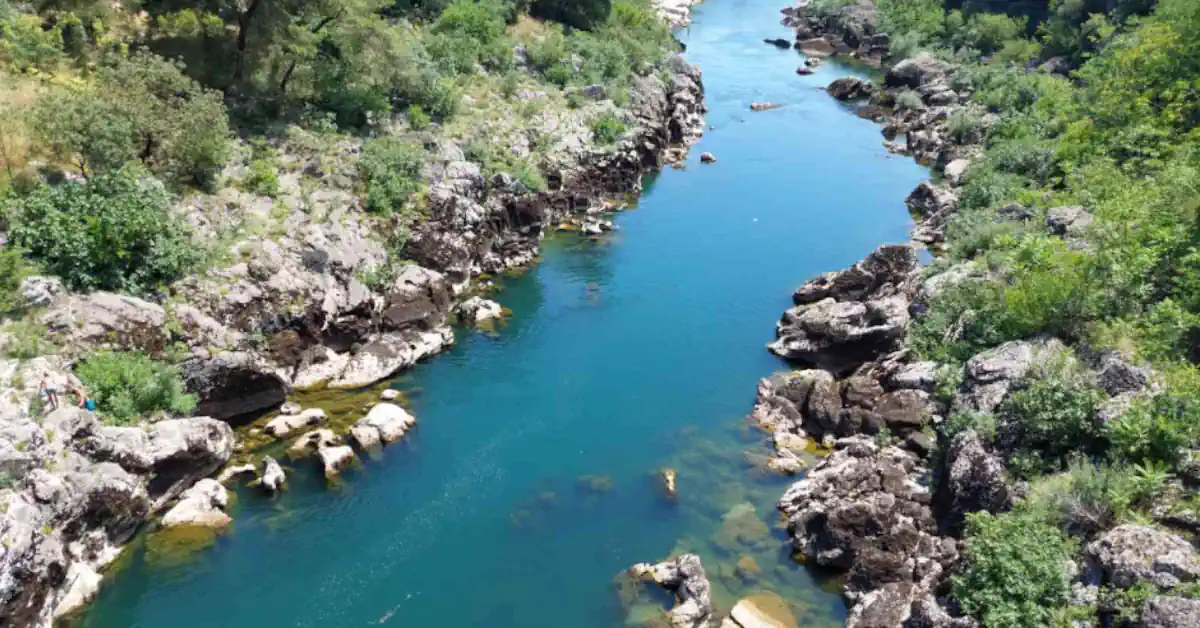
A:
76,0,926,626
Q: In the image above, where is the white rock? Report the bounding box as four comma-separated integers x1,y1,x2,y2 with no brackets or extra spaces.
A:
261,456,285,493
279,401,302,415
216,463,256,484
288,429,337,457
263,407,327,438
160,479,231,528
318,445,356,478
455,297,504,325
351,403,416,449
381,389,401,401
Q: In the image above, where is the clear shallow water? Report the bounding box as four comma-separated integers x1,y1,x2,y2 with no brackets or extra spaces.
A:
77,1,926,626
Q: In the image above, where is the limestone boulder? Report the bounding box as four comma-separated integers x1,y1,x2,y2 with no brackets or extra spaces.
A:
160,479,231,528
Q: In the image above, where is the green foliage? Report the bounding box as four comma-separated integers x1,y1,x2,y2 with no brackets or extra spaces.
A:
35,52,231,187
5,168,200,295
1025,459,1168,537
359,138,425,215
0,11,65,71
0,245,30,316
589,112,627,145
407,105,432,131
76,351,196,425
244,146,280,198
952,509,1077,628
895,89,925,111
950,13,1027,56
531,0,611,31
877,0,946,42
947,109,984,144
1106,391,1200,466
1,319,51,359
997,359,1106,475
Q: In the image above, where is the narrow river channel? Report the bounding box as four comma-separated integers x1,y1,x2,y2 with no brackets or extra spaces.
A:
77,0,926,625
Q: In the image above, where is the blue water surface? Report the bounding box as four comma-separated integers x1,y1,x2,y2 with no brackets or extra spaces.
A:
77,0,926,625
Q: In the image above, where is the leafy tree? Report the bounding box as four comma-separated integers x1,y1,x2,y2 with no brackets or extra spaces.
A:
76,351,197,425
6,168,200,294
531,0,611,31
36,52,231,187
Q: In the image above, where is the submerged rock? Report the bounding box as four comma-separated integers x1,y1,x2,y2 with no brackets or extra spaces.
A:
763,38,792,49
264,407,327,439
700,152,717,164
629,554,713,628
160,479,232,529
662,468,678,497
721,592,797,628
750,102,783,111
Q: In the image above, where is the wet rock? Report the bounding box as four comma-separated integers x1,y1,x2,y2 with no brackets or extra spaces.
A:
750,102,783,111
885,55,953,90
763,38,792,49
380,388,401,401
1084,524,1200,589
288,429,338,457
1143,597,1200,628
216,463,256,484
795,66,814,75
160,479,231,528
936,430,1010,536
629,554,713,628
827,77,875,101
349,403,416,449
261,456,285,493
318,445,356,479
279,401,301,415
700,152,717,163
662,468,677,497
454,296,504,325
722,592,797,628
906,181,959,219
264,407,327,438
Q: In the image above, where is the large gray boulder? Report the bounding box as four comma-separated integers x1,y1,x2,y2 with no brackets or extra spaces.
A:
160,479,231,528
936,430,1010,536
769,245,917,374
954,340,1046,414
885,55,953,89
827,76,875,101
1144,597,1200,628
1084,525,1200,589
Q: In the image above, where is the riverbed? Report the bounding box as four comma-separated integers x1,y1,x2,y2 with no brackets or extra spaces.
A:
76,0,926,625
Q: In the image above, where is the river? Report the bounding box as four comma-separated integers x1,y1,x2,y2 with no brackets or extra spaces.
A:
76,0,925,626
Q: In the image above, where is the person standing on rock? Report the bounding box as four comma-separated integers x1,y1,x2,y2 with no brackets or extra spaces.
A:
39,374,59,412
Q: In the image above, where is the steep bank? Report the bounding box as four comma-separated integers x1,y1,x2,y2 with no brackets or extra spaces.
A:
753,1,1200,627
0,8,705,626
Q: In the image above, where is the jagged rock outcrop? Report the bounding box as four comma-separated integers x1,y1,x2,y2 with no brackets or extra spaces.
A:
629,554,713,628
769,245,917,374
0,408,232,627
1143,597,1200,628
935,430,1010,536
778,437,957,626
1083,525,1200,590
952,340,1052,414
784,1,886,66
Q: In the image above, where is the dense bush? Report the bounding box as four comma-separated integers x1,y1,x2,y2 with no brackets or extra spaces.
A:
359,138,426,215
5,169,199,294
589,112,627,145
1026,460,1170,537
76,351,197,425
1106,391,1200,466
36,52,230,187
952,509,1077,628
531,0,611,31
997,362,1106,475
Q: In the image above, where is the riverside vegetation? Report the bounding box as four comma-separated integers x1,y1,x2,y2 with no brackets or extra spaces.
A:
0,0,707,624
743,0,1200,627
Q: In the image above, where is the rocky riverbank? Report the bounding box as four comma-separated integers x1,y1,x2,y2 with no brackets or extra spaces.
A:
742,1,1200,626
0,20,706,625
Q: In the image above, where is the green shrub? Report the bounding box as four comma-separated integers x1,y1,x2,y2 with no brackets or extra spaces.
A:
895,89,925,110
531,0,612,31
244,147,280,198
998,360,1105,475
407,105,432,131
359,138,425,215
952,509,1077,628
511,162,546,192
2,319,51,360
0,245,30,316
6,169,200,295
1106,391,1199,466
948,109,985,144
76,351,197,425
589,112,627,145
877,0,946,42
